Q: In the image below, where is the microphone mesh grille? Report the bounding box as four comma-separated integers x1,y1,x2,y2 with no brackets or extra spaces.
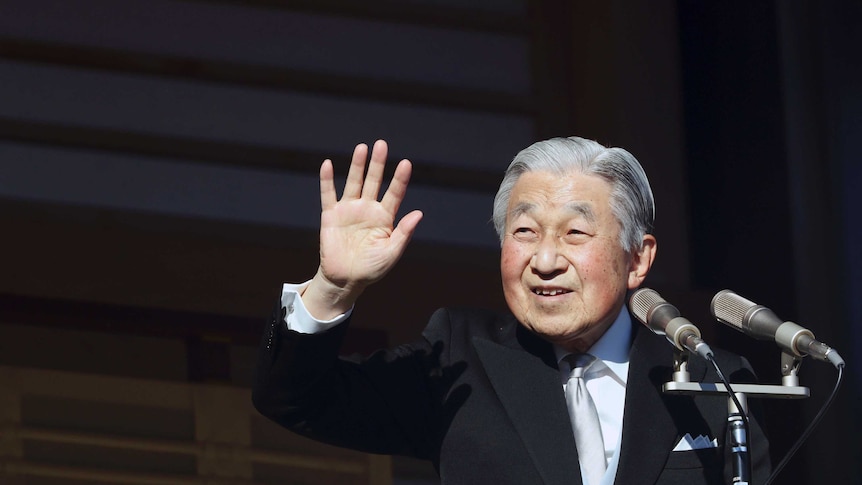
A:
629,288,663,324
710,290,752,328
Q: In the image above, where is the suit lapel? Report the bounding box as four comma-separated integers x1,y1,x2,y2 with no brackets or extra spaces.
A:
473,328,582,485
614,324,708,485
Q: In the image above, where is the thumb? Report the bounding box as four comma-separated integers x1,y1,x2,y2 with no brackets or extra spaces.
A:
389,210,423,255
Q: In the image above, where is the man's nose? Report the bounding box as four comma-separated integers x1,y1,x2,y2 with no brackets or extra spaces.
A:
531,236,566,274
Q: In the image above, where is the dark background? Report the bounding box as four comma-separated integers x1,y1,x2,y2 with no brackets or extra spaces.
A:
0,1,858,483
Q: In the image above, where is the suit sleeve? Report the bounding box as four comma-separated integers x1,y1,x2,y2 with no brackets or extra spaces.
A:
252,300,451,459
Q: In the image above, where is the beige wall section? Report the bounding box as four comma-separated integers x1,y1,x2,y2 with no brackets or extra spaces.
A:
194,386,253,479
0,365,391,484
0,367,24,485
0,324,189,381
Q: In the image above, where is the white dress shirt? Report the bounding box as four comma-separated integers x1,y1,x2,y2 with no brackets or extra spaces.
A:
555,308,631,478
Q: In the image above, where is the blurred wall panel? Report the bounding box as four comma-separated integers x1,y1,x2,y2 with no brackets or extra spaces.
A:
0,0,531,94
0,141,500,247
0,61,534,172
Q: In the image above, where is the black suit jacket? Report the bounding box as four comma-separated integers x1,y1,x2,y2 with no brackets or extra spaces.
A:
253,306,770,484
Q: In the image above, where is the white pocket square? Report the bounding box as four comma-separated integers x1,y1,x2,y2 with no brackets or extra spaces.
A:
672,433,719,451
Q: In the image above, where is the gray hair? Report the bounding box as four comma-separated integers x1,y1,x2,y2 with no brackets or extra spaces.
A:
492,136,655,252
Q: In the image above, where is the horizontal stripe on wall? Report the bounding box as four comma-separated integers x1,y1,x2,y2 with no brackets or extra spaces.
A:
0,141,501,248
0,38,533,115
0,118,507,193
0,0,531,94
0,60,535,173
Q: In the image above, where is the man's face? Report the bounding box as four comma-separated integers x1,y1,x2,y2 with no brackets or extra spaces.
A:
500,170,652,352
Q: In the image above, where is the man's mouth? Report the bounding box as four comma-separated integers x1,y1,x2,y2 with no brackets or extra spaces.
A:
532,288,572,296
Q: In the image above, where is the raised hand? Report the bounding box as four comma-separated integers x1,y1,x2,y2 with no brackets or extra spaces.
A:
302,140,423,320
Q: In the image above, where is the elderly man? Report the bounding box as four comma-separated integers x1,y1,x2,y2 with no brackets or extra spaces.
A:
253,137,770,485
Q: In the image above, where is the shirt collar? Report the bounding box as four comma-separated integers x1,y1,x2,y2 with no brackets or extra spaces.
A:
554,306,632,383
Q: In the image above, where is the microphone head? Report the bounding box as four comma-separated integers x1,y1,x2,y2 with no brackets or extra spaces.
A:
711,289,820,357
629,288,681,334
630,287,707,355
711,289,786,342
629,287,661,326
710,289,755,329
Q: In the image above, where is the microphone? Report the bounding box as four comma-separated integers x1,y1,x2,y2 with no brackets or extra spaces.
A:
711,289,845,368
629,288,714,359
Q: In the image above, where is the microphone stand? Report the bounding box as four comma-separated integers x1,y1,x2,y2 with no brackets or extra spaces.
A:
662,350,809,485
727,392,750,484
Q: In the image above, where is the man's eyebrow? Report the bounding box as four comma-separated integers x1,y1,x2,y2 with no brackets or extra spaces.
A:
563,201,596,223
508,202,536,220
508,201,596,223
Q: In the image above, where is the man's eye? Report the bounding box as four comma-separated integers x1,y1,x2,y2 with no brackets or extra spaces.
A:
512,228,538,242
562,229,588,243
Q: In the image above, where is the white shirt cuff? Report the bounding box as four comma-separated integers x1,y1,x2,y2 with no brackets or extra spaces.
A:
281,281,353,334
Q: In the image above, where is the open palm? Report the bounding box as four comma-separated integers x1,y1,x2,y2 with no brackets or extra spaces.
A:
317,140,423,296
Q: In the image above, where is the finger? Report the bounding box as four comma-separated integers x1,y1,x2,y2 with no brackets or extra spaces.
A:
380,158,413,216
342,143,368,200
389,209,424,256
361,139,388,200
319,159,337,210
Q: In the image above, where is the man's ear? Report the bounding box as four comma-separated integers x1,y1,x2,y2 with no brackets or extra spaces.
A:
628,235,657,289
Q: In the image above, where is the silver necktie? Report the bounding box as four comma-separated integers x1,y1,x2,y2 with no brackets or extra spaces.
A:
565,353,606,485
